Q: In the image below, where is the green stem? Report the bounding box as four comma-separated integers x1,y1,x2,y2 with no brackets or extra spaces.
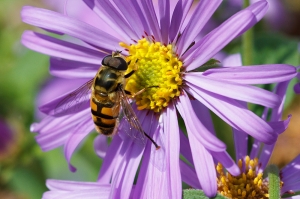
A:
268,164,281,199
242,0,253,66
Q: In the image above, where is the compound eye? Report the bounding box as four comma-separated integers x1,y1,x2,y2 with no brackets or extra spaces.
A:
102,55,113,66
114,57,128,70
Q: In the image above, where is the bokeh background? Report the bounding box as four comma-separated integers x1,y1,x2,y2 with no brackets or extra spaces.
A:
0,0,299,198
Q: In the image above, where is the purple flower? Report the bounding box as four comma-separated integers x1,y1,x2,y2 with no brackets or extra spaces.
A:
21,0,296,197
216,54,298,198
0,119,15,159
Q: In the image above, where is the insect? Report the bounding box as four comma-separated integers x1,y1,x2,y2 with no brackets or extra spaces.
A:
49,51,160,149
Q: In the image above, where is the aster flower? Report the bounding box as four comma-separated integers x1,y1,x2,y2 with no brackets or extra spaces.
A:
216,54,298,198
21,0,296,197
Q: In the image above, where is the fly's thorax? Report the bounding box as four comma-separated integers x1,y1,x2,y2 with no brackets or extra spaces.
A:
93,66,124,95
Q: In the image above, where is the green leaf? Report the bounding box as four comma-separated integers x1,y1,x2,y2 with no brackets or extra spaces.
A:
183,189,229,199
191,58,220,72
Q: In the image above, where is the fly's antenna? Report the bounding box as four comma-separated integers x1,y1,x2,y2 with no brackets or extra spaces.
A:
143,131,160,150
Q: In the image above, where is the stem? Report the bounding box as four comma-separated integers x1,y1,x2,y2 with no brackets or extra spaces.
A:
242,0,253,66
268,164,281,199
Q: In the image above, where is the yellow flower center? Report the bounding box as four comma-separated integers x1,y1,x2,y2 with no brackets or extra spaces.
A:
217,156,271,199
120,38,183,112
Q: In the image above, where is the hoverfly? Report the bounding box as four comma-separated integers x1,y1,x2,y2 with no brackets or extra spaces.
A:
46,51,160,149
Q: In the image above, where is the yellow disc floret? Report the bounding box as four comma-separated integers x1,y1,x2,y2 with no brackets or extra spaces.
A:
120,38,183,112
216,156,279,199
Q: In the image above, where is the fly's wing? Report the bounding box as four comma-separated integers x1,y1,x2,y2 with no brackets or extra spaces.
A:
117,87,146,146
39,79,94,117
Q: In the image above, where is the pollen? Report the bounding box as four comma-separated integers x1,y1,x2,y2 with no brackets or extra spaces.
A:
120,38,183,112
216,156,276,199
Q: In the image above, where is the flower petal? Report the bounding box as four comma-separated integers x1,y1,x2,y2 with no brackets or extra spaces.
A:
64,117,94,172
50,58,98,79
139,0,162,41
22,31,105,65
176,0,222,56
203,64,297,84
158,0,170,44
38,84,90,117
176,93,226,151
163,102,181,199
94,134,108,159
185,86,277,144
245,0,268,22
179,160,201,189
182,9,254,70
188,132,217,197
97,130,123,183
83,0,138,42
185,74,280,108
209,150,240,176
113,0,149,37
222,53,242,67
21,6,121,51
233,129,248,162
169,0,193,42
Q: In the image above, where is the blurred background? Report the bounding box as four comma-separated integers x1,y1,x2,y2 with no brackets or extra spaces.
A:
0,0,299,198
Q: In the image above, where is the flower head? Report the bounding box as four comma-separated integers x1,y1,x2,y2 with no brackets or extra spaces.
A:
216,54,299,199
21,0,296,197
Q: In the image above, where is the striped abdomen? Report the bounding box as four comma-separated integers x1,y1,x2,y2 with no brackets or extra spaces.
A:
90,66,123,135
90,97,119,135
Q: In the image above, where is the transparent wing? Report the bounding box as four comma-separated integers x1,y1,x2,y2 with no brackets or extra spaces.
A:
40,79,94,116
118,87,147,146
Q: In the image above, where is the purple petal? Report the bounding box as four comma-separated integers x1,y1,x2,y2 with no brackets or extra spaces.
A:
233,129,248,163
179,130,193,164
34,109,91,151
21,6,121,51
190,99,216,135
183,10,254,70
268,115,291,135
83,0,138,42
158,0,170,44
50,58,98,79
136,125,169,199
249,140,261,160
203,64,297,84
222,53,242,67
185,86,277,144
113,0,149,37
97,130,123,183
281,155,300,182
209,150,240,176
179,160,201,189
22,31,105,65
185,74,280,108
38,85,90,117
64,117,94,172
258,144,275,172
163,102,181,199
188,132,217,197
169,0,193,42
294,83,300,94
93,134,108,159
139,0,162,41
271,81,290,121
281,181,300,195
245,0,268,22
176,0,222,56
46,179,105,191
133,116,160,198
176,93,226,151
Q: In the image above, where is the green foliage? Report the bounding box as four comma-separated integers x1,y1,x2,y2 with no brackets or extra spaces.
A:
183,189,229,199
